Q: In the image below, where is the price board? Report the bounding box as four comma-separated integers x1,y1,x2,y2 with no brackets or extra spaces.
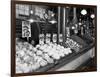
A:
22,21,31,38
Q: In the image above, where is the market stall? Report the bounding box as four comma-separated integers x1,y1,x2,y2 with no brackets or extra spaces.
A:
15,4,96,73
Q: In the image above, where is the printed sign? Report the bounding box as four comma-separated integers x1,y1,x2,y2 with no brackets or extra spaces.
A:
39,34,45,44
52,34,57,43
46,33,51,43
22,21,31,37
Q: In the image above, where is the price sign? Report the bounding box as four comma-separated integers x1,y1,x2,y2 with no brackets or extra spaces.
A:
39,34,44,44
59,34,63,43
22,21,31,38
46,33,51,43
53,34,57,43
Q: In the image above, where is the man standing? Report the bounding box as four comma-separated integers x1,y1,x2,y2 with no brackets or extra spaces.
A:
30,22,40,46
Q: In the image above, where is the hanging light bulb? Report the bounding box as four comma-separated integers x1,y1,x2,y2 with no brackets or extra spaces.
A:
90,14,95,19
49,18,57,24
72,26,75,29
30,10,33,14
81,9,87,15
28,18,34,23
49,20,57,24
27,14,37,23
51,13,55,17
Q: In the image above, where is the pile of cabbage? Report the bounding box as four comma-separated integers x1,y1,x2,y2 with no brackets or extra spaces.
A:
16,41,72,73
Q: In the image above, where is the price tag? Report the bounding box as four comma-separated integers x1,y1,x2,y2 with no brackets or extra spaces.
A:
39,34,44,44
59,34,63,43
46,33,51,43
53,34,57,43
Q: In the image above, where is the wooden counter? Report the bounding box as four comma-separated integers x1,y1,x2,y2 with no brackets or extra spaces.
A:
35,43,95,72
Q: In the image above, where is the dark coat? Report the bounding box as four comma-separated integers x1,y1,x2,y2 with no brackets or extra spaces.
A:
30,22,40,46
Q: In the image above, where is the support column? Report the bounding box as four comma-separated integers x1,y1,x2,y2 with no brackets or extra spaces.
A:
62,7,66,45
57,6,61,44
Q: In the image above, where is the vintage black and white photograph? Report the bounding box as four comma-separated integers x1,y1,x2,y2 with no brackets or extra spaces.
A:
13,1,97,75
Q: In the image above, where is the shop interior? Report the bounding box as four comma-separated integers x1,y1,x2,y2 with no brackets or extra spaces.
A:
15,4,96,73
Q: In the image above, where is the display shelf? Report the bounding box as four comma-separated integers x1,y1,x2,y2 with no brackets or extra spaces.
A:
34,43,94,72
35,51,75,72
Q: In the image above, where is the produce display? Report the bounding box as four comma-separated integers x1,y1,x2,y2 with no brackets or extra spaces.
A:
65,38,83,52
16,40,72,73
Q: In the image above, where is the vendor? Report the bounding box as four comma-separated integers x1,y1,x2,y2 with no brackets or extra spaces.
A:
30,22,40,46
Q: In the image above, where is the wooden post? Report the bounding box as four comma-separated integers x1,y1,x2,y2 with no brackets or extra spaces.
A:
57,6,61,44
62,7,66,45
